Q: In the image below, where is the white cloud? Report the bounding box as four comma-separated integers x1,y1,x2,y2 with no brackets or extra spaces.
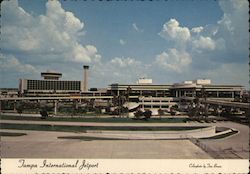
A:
45,1,84,35
205,62,248,87
89,57,149,85
191,26,203,33
119,39,126,45
158,0,248,75
1,0,100,63
0,0,248,88
110,57,141,68
192,36,216,50
159,18,191,43
132,23,143,32
155,49,192,73
0,53,36,73
216,0,249,54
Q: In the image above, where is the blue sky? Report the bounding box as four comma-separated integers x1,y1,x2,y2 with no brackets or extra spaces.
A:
1,0,249,88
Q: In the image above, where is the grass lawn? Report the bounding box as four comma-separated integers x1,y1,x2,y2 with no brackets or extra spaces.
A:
0,132,27,137
57,136,181,141
57,136,126,141
0,115,187,123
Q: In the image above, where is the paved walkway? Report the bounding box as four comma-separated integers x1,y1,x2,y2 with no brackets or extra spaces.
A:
199,122,249,159
1,129,211,158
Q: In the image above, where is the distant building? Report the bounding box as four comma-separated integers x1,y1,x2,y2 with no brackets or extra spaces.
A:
0,88,19,98
108,79,245,110
108,83,175,111
16,68,245,109
41,70,62,80
19,70,83,97
193,79,211,85
172,79,244,99
136,78,153,85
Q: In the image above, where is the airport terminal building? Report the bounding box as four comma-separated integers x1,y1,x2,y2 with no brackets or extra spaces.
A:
17,69,244,101
108,78,244,110
0,65,244,111
0,65,247,115
109,79,244,99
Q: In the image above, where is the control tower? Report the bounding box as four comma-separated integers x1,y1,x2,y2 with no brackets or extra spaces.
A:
83,65,89,92
41,70,62,80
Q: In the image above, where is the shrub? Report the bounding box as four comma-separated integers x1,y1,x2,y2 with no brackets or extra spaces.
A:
40,110,48,119
134,110,144,119
158,109,164,115
143,110,152,120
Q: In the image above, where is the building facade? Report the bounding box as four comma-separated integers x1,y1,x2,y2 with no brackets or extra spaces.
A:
19,71,83,97
17,69,245,111
108,79,245,110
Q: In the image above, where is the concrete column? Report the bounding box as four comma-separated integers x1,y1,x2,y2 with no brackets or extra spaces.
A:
218,105,221,117
232,92,234,98
13,100,17,112
54,100,58,115
217,91,219,98
176,91,178,97
0,101,2,113
75,100,79,109
142,98,144,110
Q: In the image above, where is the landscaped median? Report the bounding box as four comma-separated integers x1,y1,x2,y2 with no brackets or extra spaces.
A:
0,132,27,137
59,126,238,140
0,115,187,123
0,118,238,140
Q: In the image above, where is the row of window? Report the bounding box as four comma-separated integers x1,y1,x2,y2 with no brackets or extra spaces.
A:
175,90,241,98
27,80,81,91
143,105,170,108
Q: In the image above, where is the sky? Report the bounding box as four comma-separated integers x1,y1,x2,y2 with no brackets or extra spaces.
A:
0,0,249,88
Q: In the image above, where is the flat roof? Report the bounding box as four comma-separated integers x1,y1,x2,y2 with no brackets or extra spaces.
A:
110,83,172,87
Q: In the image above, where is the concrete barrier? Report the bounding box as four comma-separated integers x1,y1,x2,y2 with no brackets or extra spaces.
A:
85,126,220,139
85,126,237,140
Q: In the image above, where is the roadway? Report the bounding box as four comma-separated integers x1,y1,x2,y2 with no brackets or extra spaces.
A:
181,97,249,109
1,96,249,109
0,96,114,101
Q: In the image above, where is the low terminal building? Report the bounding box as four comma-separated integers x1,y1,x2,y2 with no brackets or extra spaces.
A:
108,78,245,110
0,88,19,98
108,78,244,99
172,79,244,99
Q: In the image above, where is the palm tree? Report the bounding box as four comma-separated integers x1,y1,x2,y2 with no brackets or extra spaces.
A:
16,101,24,116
